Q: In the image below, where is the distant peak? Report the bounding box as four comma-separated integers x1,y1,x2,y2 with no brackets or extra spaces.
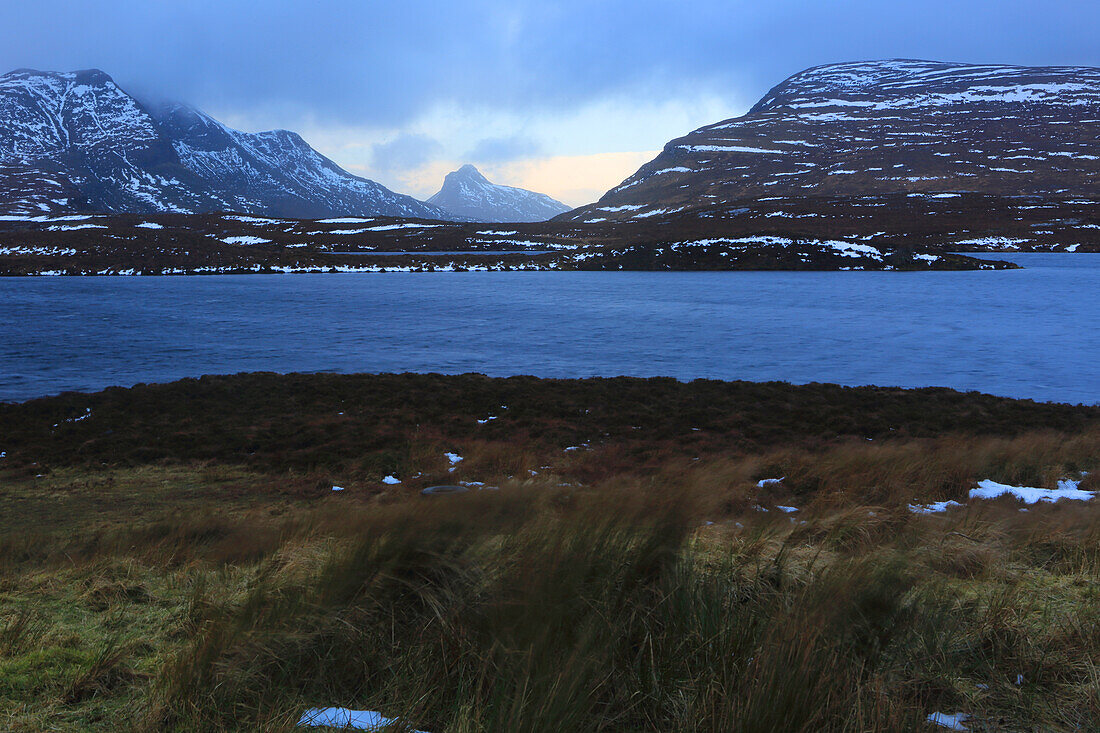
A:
453,164,487,180
440,164,492,188
428,164,571,222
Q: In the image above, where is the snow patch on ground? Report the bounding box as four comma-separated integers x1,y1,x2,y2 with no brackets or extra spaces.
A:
826,241,883,258
221,236,271,245
0,245,78,256
46,223,106,231
223,215,283,225
927,711,969,730
363,223,445,231
908,500,964,514
970,478,1092,504
911,476,1091,512
954,236,1029,247
298,707,428,731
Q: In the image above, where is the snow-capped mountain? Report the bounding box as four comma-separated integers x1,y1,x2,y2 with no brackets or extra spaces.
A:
427,164,570,222
562,60,1100,222
0,68,450,219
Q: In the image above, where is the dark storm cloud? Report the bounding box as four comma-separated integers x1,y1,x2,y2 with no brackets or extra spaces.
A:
2,0,1099,132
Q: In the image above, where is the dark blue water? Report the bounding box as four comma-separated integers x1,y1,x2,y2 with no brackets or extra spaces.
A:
328,250,552,255
1,253,1097,404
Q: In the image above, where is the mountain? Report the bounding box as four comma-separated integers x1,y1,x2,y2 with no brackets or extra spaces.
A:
0,68,450,219
561,59,1100,222
427,164,570,222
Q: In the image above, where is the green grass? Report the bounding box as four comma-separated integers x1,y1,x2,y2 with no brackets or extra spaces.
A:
5,492,1100,732
0,373,1098,731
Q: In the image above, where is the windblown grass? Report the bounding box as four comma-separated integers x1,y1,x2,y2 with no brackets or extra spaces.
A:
123,487,1097,732
3,480,1100,731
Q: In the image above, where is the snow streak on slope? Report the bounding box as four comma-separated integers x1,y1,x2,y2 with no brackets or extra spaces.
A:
0,68,452,219
562,60,1100,222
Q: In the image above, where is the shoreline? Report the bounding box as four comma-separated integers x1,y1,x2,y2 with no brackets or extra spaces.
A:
3,370,1097,409
0,259,1018,276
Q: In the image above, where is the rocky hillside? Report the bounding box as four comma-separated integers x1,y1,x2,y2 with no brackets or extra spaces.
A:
0,68,450,219
562,60,1100,222
427,164,570,222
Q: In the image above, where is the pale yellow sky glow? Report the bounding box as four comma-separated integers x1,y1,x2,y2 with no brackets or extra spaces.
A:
484,151,661,207
218,90,745,209
347,150,660,208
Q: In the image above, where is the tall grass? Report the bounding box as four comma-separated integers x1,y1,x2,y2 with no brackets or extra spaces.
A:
134,483,1100,733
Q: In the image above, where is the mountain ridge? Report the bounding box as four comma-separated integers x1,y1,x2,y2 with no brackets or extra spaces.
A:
0,67,451,219
560,59,1100,222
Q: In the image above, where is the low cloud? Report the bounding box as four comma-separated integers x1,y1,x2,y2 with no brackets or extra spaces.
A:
466,135,542,163
8,0,1098,134
370,133,443,173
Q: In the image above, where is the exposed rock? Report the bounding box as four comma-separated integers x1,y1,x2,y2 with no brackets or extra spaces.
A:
0,68,451,219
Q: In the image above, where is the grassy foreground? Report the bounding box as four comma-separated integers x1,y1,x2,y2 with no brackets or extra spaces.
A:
1,373,1098,731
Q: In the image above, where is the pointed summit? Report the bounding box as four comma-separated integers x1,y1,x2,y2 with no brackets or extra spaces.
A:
443,164,492,187
427,164,571,222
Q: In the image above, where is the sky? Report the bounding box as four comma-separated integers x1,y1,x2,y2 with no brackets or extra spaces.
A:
2,1,1099,206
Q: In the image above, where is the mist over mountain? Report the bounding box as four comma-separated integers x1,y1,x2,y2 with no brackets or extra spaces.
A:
0,68,451,219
